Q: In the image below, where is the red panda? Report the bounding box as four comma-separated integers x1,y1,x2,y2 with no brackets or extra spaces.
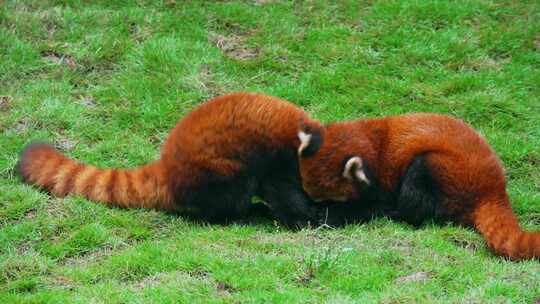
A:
17,93,324,228
297,113,540,260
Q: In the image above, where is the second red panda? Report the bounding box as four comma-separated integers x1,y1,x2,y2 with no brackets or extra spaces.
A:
297,113,540,260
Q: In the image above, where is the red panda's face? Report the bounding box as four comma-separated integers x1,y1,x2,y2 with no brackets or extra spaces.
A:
297,130,369,203
299,156,357,202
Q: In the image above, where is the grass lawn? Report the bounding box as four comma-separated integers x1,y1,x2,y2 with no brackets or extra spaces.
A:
1,0,540,303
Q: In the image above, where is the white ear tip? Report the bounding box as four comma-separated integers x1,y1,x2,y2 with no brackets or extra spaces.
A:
356,170,370,185
297,131,312,155
298,131,310,141
343,156,365,181
349,156,362,164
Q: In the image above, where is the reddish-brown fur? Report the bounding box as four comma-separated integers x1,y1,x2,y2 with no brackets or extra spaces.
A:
18,143,172,209
299,113,540,260
18,93,321,221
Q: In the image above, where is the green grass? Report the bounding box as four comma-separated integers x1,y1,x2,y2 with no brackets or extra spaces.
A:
1,0,539,303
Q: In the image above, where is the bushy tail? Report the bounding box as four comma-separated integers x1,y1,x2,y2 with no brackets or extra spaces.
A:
473,195,540,260
16,142,174,211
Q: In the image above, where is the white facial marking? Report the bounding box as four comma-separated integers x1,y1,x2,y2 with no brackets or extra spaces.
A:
297,131,312,156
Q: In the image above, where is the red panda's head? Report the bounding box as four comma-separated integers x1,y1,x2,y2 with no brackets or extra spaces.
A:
297,124,371,203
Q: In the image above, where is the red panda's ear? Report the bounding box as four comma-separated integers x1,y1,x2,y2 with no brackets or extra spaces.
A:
343,157,370,184
297,131,311,156
297,129,322,157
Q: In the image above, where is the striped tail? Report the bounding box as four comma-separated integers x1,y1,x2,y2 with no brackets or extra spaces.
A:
473,195,540,260
16,142,174,211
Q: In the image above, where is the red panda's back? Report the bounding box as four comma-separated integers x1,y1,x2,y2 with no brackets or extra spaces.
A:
381,113,505,195
160,93,314,168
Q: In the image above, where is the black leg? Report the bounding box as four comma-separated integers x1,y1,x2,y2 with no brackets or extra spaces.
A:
258,172,319,229
246,201,273,219
395,155,441,226
311,202,383,227
249,150,319,229
177,175,259,223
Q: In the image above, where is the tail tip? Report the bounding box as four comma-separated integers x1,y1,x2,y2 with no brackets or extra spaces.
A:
16,141,56,179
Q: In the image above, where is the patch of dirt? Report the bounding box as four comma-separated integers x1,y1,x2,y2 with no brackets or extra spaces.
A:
25,210,37,220
51,275,75,291
524,153,540,167
44,198,69,217
148,134,164,145
1,257,50,284
445,234,479,252
134,272,170,290
12,118,31,134
467,57,507,71
216,281,239,296
132,269,237,297
38,8,63,40
164,0,177,7
55,137,78,151
0,96,13,112
61,244,118,268
208,32,259,61
79,95,97,109
41,51,77,68
196,64,226,97
395,271,431,283
128,17,153,43
295,266,315,286
254,0,277,5
188,269,210,280
535,34,540,50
